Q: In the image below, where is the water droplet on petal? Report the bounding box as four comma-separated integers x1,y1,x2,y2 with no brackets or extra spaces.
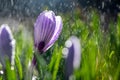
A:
62,48,69,58
65,40,72,48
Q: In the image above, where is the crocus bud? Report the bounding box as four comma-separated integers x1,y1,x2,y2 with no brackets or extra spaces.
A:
0,24,15,68
34,10,62,53
62,36,81,80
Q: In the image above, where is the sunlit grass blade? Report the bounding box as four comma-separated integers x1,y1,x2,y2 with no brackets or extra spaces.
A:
5,60,16,80
51,45,62,80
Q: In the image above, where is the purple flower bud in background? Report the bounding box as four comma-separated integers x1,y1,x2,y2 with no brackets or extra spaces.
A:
34,10,62,53
0,24,15,68
62,36,81,80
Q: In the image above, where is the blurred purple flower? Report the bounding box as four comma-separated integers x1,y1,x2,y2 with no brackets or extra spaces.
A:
62,36,81,79
0,24,15,68
34,10,62,53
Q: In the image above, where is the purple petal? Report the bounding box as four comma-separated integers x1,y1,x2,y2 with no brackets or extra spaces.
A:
34,10,56,51
0,24,15,68
34,11,46,47
64,36,81,79
65,43,74,79
69,36,81,69
43,16,62,52
43,11,56,44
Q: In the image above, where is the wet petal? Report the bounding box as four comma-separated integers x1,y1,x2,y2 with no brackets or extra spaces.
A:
0,24,15,68
64,36,81,79
34,10,56,51
43,11,56,44
43,16,62,52
34,11,46,47
69,36,81,69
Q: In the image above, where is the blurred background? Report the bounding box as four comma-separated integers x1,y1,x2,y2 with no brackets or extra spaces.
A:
0,0,120,80
0,0,120,32
0,0,120,29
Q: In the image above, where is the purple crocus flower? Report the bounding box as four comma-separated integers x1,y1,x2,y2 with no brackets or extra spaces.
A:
34,10,62,53
0,24,15,68
62,36,81,80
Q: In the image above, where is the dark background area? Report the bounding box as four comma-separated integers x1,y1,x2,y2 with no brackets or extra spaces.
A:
0,0,120,17
0,0,120,30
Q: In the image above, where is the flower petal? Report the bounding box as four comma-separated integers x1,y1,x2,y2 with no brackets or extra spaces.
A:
69,36,81,69
34,10,56,51
0,24,15,68
64,36,81,78
34,11,46,47
43,16,63,52
43,11,56,44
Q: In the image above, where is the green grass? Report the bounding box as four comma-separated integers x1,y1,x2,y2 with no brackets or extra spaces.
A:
0,10,120,80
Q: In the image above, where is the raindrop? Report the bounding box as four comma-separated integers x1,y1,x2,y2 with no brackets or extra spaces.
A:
11,0,14,6
65,40,72,48
0,70,4,75
62,48,69,58
102,1,105,9
32,75,37,80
